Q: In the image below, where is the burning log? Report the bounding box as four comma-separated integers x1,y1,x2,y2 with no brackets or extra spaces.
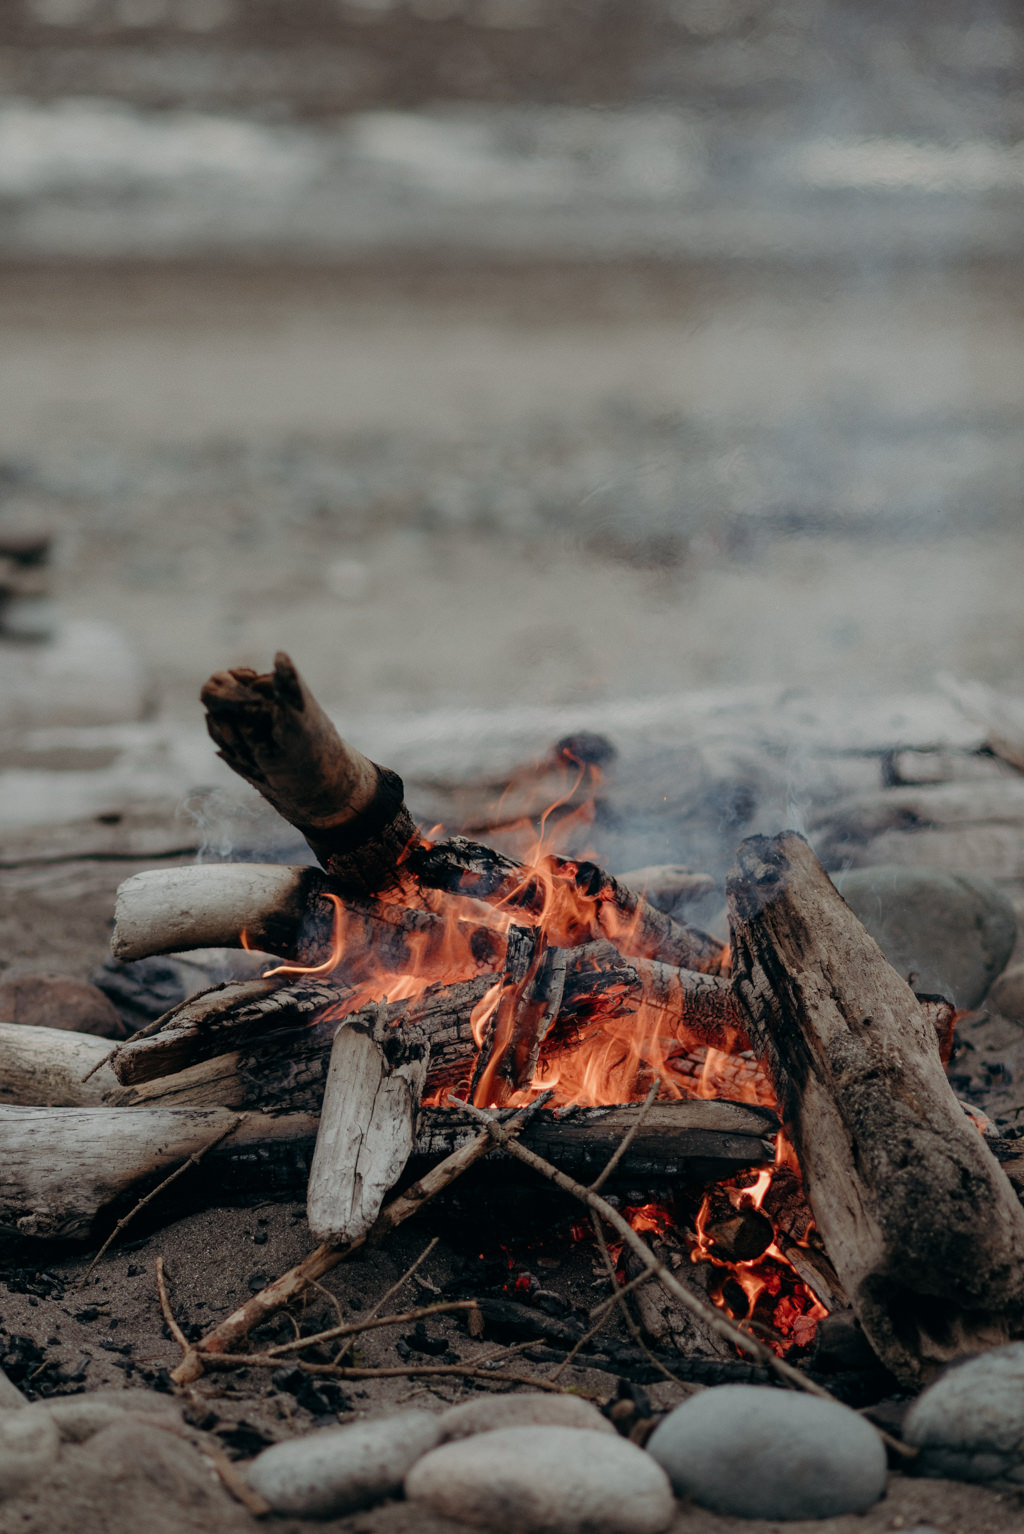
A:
201,653,419,897
199,654,724,972
111,864,505,982
727,831,1024,1388
306,1014,428,1245
406,836,725,972
106,947,748,1097
0,1100,776,1244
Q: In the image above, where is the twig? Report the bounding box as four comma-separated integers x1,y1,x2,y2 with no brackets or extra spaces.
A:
79,1117,244,1284
589,1078,660,1193
171,1097,550,1385
264,1300,480,1359
549,1269,662,1382
187,1354,569,1391
460,1102,829,1396
155,1257,190,1355
200,1441,271,1518
333,1236,439,1367
589,1209,690,1391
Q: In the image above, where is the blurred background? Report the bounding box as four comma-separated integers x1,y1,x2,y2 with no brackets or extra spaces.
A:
0,0,1022,733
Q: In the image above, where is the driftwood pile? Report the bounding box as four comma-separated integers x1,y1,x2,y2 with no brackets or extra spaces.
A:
5,652,1024,1394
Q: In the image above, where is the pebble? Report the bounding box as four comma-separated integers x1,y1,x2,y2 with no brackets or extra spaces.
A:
834,866,1017,1008
438,1392,615,1441
44,1391,182,1443
903,1342,1024,1484
246,1409,442,1517
405,1424,675,1534
0,1405,60,1501
645,1384,887,1520
988,962,1024,1025
0,975,124,1037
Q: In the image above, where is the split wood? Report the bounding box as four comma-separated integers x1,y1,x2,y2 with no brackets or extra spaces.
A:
169,1099,546,1385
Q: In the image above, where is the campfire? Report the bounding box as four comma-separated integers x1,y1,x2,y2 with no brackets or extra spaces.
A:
6,652,1024,1404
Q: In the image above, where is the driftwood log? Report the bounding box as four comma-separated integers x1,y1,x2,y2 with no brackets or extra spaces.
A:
0,1100,776,1244
199,654,724,972
728,831,1024,1388
306,1015,428,1245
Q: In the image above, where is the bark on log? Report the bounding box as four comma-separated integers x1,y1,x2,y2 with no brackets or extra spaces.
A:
727,831,1024,1388
111,863,505,980
201,653,420,896
306,1015,428,1245
0,1099,777,1244
106,945,746,1094
407,836,725,972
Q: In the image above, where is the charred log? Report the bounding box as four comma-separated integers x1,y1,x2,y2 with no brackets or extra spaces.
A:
727,831,1024,1387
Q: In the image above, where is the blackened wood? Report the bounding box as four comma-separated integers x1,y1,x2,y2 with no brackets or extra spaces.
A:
0,1099,776,1245
201,652,419,896
306,1015,428,1245
408,836,725,972
468,925,552,1107
727,830,1024,1388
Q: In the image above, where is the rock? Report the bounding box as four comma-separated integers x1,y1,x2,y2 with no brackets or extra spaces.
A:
246,1409,441,1517
903,1342,1024,1484
438,1392,615,1442
45,1390,182,1443
645,1384,886,1520
405,1425,675,1534
0,975,124,1038
3,1417,253,1534
0,1405,60,1500
988,962,1024,1025
833,866,1017,1008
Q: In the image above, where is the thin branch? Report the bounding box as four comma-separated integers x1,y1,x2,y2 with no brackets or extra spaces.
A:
79,1118,244,1284
589,1209,690,1391
588,1078,660,1194
265,1300,480,1359
171,1096,550,1385
155,1257,190,1355
333,1236,440,1368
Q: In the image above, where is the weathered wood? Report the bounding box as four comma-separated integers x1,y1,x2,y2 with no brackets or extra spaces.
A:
0,1099,777,1244
617,864,717,910
201,653,421,896
107,944,746,1096
0,1023,119,1106
306,1015,428,1245
111,863,332,963
408,836,725,972
727,831,1024,1388
468,925,553,1108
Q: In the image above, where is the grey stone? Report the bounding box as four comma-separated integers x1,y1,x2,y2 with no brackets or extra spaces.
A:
646,1384,886,1520
834,866,1017,1007
405,1424,675,1534
246,1409,441,1517
0,1405,60,1501
903,1342,1024,1485
0,974,125,1038
4,1417,253,1534
44,1391,182,1444
988,962,1024,1025
438,1392,615,1441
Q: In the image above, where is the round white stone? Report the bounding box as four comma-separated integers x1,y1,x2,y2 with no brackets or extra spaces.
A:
646,1384,887,1520
438,1392,614,1441
405,1424,675,1534
904,1343,1024,1484
245,1409,441,1517
0,1406,60,1501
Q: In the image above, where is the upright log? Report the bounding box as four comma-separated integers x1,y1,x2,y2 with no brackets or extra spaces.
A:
727,831,1024,1387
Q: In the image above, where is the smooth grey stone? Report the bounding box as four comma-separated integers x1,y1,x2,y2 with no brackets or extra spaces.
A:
405,1424,675,1534
44,1391,182,1444
646,1384,886,1520
904,1342,1024,1484
834,866,1017,1007
0,1405,60,1501
988,962,1024,1025
438,1392,614,1441
246,1409,441,1517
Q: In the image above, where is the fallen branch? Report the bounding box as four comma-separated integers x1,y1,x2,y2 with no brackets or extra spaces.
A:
170,1099,547,1384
